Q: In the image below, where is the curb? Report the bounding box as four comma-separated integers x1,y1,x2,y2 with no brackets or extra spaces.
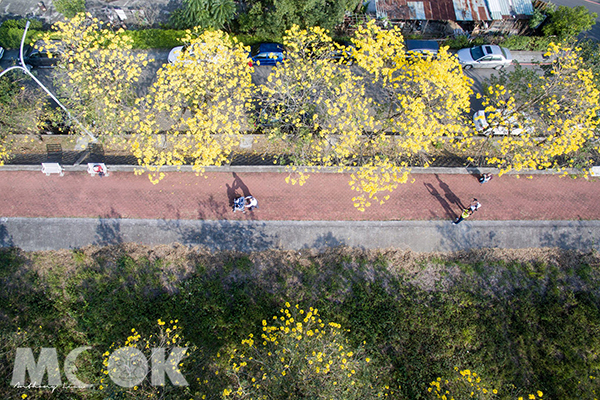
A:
0,164,586,175
2,217,599,252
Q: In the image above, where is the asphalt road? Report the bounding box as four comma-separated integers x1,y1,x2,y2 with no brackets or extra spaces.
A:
0,47,522,117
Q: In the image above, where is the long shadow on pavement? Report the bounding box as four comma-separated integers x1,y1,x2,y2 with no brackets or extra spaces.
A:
0,223,14,247
95,208,124,246
157,219,275,252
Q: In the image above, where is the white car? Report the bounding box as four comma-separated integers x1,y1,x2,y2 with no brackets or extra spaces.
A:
168,43,225,65
473,110,534,136
457,45,512,70
0,46,4,60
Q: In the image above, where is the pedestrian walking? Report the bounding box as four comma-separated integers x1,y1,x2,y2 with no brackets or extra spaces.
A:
479,173,492,184
453,198,481,224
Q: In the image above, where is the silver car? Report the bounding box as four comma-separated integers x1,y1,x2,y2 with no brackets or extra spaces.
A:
457,45,512,70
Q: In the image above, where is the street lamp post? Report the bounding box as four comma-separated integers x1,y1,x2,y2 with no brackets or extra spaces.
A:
0,21,97,142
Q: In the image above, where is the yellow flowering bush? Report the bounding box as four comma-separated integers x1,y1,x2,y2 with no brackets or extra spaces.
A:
428,368,500,399
99,319,194,398
220,304,386,399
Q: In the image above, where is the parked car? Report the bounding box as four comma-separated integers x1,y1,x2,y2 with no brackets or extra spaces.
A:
0,46,4,60
24,40,62,69
332,40,355,65
167,45,185,64
248,43,285,67
405,40,439,58
304,40,354,65
457,45,512,70
168,43,225,65
473,109,534,136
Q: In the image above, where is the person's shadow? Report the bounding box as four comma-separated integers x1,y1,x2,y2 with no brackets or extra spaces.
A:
435,174,465,210
226,172,252,206
424,183,454,218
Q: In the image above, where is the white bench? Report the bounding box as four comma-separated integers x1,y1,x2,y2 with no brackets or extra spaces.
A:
41,163,64,176
87,163,109,177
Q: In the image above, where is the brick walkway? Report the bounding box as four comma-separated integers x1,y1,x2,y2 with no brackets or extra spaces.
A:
0,171,599,221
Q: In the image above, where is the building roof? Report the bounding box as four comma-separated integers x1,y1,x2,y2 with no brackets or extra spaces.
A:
374,0,532,21
375,0,491,21
485,0,533,19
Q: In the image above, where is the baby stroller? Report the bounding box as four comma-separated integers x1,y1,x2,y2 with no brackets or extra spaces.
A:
232,196,246,213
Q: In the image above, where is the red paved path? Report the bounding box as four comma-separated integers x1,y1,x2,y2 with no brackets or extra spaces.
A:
0,171,599,221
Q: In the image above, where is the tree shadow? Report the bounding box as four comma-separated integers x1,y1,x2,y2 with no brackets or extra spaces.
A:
539,222,598,250
95,208,123,246
197,195,230,219
0,223,14,248
157,220,275,252
304,232,347,250
434,222,500,251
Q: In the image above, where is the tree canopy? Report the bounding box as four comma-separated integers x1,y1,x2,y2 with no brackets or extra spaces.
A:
237,0,361,38
543,5,597,39
130,29,253,182
475,42,600,173
39,13,152,138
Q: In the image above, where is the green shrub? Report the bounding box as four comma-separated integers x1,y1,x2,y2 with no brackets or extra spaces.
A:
53,0,86,19
0,19,43,49
122,29,187,49
444,35,470,49
543,5,597,39
500,35,554,51
529,7,548,29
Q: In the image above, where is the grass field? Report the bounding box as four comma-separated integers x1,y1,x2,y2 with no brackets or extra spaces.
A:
1,244,599,399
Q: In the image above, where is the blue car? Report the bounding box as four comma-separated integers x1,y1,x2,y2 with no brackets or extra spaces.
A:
248,43,285,66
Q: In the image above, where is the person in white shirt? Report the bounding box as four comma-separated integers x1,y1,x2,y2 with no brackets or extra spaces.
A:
245,196,258,211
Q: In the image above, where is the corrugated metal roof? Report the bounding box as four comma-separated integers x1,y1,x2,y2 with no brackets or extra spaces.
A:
408,1,427,19
375,0,490,21
485,0,506,19
485,0,533,19
375,0,456,20
453,0,491,21
512,0,534,15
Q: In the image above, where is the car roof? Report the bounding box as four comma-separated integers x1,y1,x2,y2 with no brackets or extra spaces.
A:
482,45,502,56
406,40,439,52
258,43,284,52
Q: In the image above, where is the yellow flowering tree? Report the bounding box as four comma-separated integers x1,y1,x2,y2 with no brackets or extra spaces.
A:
349,21,472,209
257,26,377,187
39,13,151,137
130,29,253,183
475,42,600,174
256,25,417,210
352,21,472,144
220,304,387,399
